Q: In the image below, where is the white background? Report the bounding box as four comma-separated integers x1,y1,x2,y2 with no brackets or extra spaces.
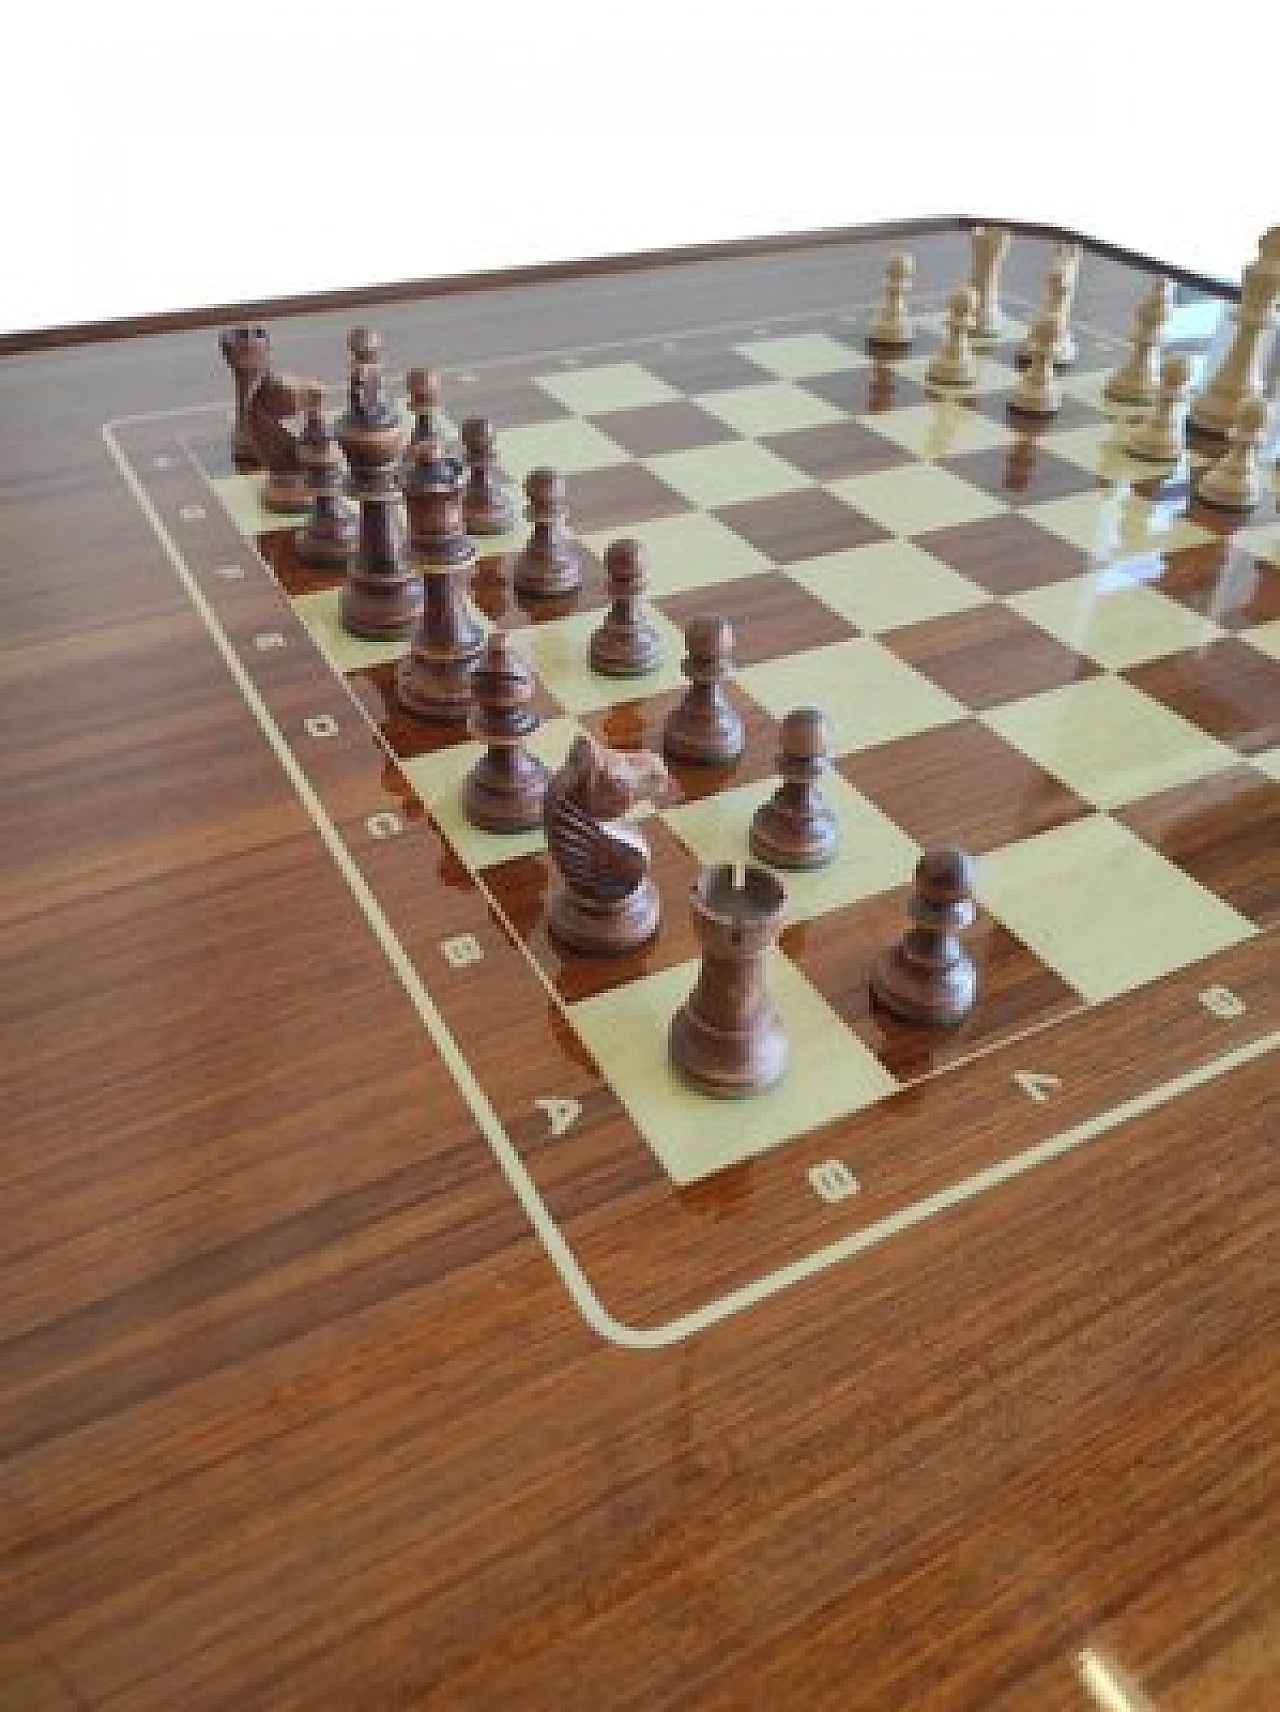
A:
2,0,1274,335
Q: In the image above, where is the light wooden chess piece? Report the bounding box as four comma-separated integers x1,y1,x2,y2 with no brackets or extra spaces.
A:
1190,250,1280,437
1194,394,1271,511
926,286,980,390
868,252,915,350
1009,313,1063,417
1126,352,1191,463
1020,245,1081,369
969,225,1011,343
1104,278,1175,407
544,734,669,955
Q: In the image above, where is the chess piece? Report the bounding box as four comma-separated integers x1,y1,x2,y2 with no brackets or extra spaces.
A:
405,366,449,456
663,616,744,765
244,372,311,512
749,707,838,870
337,335,419,639
867,252,914,351
1019,247,1081,369
589,538,664,676
544,734,670,955
670,863,789,1097
870,846,977,1027
512,467,582,597
969,225,1011,342
1194,394,1270,511
1008,313,1063,417
461,416,518,535
926,286,980,390
396,392,483,722
1190,255,1280,437
463,632,549,832
219,325,271,465
296,384,358,568
1104,278,1175,407
1126,352,1191,463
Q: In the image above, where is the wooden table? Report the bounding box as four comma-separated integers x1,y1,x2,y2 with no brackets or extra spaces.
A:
2,218,1277,1710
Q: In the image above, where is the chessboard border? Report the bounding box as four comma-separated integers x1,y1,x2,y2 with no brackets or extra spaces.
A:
4,213,1244,355
100,282,1279,1349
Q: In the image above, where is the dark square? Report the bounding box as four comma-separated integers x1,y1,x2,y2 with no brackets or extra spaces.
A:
641,349,772,394
713,489,888,564
759,419,913,481
1124,638,1280,756
1114,765,1280,928
884,604,1098,709
257,526,345,598
656,573,856,667
564,463,689,532
781,887,1079,1083
804,364,931,416
917,512,1091,595
581,685,777,808
591,400,734,457
349,658,563,761
483,820,703,1004
446,375,573,429
969,389,1100,435
1158,539,1280,630
469,546,610,628
839,719,1091,853
943,444,1103,506
185,425,242,481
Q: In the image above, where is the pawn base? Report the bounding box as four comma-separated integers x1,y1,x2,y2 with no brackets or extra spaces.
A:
1195,472,1261,513
512,548,582,599
749,799,838,870
669,1001,788,1099
1008,388,1062,419
467,493,519,536
396,645,482,723
589,619,664,678
866,326,913,352
870,947,976,1028
925,360,979,392
548,876,659,956
663,706,744,766
464,750,550,833
263,471,311,513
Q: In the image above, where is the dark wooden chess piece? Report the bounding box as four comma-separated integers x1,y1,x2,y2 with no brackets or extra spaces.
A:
870,846,978,1026
544,734,670,954
670,863,789,1097
243,372,311,512
296,384,358,568
219,325,271,466
512,467,582,597
750,707,838,869
662,616,744,764
337,334,420,641
396,375,483,722
461,416,518,535
589,538,664,677
406,365,448,454
464,632,550,832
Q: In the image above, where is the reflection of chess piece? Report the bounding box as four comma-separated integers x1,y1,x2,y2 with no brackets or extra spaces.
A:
219,325,272,465
670,864,789,1096
871,847,977,1026
545,734,669,954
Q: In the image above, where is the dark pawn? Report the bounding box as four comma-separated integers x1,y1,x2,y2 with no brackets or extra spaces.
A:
871,847,978,1027
296,384,358,568
750,707,838,869
219,325,271,466
590,538,664,677
544,734,669,955
337,337,419,641
464,632,549,833
461,417,517,535
662,616,744,764
406,366,448,454
512,467,582,597
396,381,482,723
670,863,789,1097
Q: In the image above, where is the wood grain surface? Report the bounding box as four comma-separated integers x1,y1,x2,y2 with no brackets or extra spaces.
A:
0,220,1276,1711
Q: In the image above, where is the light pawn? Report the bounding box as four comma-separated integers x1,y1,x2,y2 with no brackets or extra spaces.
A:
926,286,980,390
868,252,915,350
1126,352,1191,463
1194,394,1271,511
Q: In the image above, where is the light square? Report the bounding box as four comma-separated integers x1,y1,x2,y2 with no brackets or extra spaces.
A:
1244,617,1280,661
697,381,846,438
977,814,1256,1003
662,774,919,924
535,362,680,414
291,586,456,675
496,417,630,479
569,956,898,1183
1043,420,1192,485
1008,572,1223,669
1234,523,1280,568
739,637,965,756
982,675,1238,810
517,607,689,713
898,352,1022,399
784,540,990,633
400,717,584,870
212,472,307,538
830,465,1008,536
733,332,864,380
1254,746,1280,782
1025,489,1216,562
647,441,811,509
580,510,769,595
871,399,1016,461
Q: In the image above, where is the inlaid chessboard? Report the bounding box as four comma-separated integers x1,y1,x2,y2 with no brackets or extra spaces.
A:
107,264,1280,1342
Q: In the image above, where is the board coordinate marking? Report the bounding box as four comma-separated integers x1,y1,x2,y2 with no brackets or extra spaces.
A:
536,1098,582,1138
213,563,246,580
254,631,286,651
1015,1071,1062,1103
179,503,206,521
808,1160,860,1203
440,934,483,969
304,714,339,739
1199,985,1246,1018
365,811,402,839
